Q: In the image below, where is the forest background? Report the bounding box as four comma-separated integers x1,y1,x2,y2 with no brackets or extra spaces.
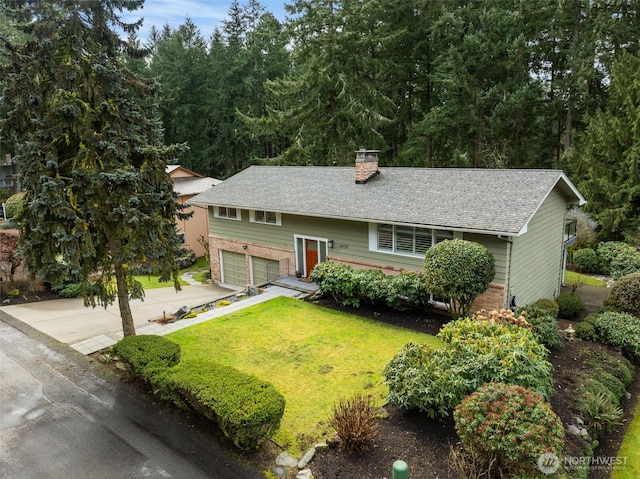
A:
1,0,639,242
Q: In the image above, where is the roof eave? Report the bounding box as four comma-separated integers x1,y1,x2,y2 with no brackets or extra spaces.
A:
191,201,521,237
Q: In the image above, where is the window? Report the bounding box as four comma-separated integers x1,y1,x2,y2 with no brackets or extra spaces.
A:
216,206,240,220
250,210,282,226
374,224,453,256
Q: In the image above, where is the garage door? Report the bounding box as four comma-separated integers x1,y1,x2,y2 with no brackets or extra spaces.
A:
251,256,281,286
220,250,246,286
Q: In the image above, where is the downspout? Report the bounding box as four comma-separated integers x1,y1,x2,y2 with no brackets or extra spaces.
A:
498,235,513,310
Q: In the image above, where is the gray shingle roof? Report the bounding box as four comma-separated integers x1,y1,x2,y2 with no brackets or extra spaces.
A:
172,176,222,196
189,166,585,236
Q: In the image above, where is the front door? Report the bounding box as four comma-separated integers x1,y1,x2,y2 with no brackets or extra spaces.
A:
304,239,319,277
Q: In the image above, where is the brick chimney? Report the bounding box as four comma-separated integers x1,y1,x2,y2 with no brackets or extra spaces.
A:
355,149,380,184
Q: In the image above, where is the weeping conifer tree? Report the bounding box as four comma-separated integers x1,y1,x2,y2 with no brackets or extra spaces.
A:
0,0,190,336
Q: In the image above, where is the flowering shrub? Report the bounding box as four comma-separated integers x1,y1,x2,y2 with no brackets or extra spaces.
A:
594,311,640,361
519,304,564,349
610,247,640,279
454,382,565,478
384,318,554,418
472,308,531,328
310,261,362,307
310,261,430,310
604,272,640,318
597,241,639,277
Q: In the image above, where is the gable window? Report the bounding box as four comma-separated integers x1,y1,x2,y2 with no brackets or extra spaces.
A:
215,206,240,220
373,224,453,256
250,210,282,226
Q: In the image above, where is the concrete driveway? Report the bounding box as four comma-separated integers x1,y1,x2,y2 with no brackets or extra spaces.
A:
0,283,238,350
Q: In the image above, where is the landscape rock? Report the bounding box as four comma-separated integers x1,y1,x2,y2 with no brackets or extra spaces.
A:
314,442,329,452
269,466,286,478
296,469,313,479
275,452,298,468
574,417,584,427
566,425,581,436
298,447,316,469
173,305,190,319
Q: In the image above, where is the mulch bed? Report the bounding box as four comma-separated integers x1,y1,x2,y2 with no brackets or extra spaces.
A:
306,289,639,479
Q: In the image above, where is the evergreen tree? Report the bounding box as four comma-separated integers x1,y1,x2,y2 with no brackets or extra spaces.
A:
403,0,547,168
250,0,393,165
0,0,189,337
568,51,640,242
148,18,213,173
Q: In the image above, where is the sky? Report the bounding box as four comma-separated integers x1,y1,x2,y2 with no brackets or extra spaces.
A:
120,0,288,41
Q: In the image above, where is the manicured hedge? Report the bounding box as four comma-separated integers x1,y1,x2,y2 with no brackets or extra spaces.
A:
171,360,285,450
113,335,285,450
113,335,181,374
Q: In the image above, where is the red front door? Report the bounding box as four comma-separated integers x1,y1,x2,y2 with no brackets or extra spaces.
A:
305,239,319,277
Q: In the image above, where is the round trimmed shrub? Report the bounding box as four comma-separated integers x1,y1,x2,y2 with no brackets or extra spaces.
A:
604,272,640,318
584,312,599,324
454,382,565,478
423,239,495,319
573,248,600,274
3,192,25,219
556,292,583,319
575,321,598,341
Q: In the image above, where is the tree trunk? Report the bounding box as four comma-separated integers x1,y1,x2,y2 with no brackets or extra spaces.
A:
108,237,136,337
114,260,136,337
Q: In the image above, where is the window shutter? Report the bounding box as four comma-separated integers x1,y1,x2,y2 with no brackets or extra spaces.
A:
395,226,414,253
377,224,393,251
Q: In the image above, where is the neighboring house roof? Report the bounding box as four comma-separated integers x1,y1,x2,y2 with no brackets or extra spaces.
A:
173,176,222,196
166,164,206,178
166,164,183,175
165,164,222,196
190,166,586,236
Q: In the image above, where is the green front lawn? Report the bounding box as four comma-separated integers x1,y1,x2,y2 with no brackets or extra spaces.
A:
134,275,188,289
167,296,441,453
612,401,640,479
134,257,210,288
565,270,607,287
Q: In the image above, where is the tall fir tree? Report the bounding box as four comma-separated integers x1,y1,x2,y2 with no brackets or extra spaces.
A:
568,50,640,242
0,0,189,336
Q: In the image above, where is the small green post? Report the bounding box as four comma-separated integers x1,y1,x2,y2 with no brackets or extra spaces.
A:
392,460,408,479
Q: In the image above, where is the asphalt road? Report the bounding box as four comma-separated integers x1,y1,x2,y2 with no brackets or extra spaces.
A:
0,314,264,479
